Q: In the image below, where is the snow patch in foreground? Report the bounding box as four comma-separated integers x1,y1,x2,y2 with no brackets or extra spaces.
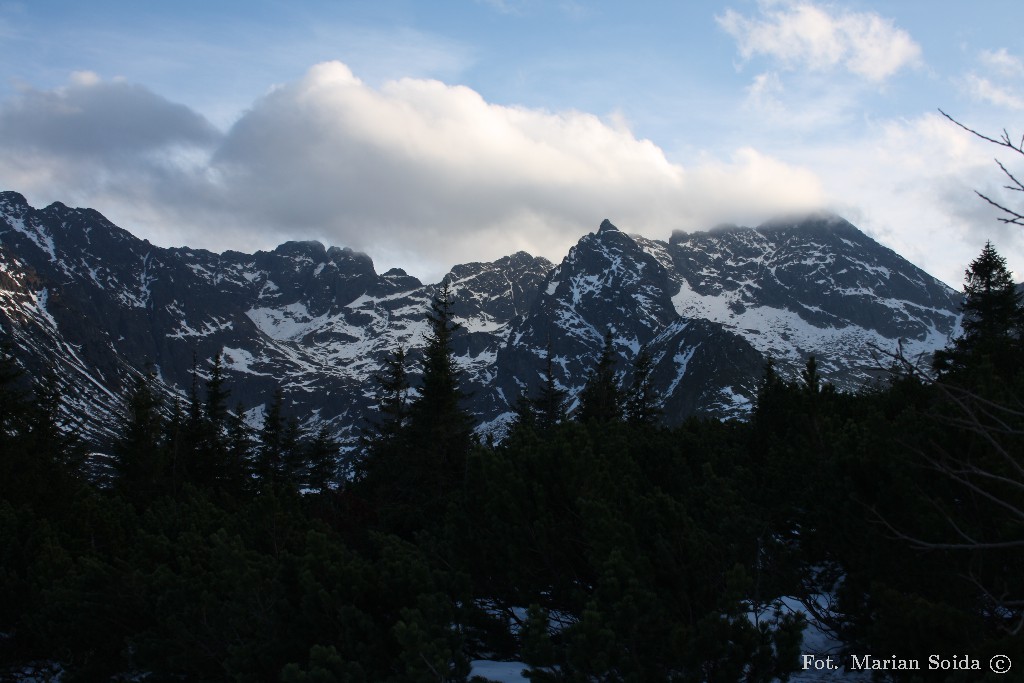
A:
470,660,529,682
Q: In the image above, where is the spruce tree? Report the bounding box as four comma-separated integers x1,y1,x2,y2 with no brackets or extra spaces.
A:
205,352,229,432
0,346,41,505
534,341,567,431
801,355,822,395
28,371,84,474
577,329,622,424
510,389,537,432
304,425,338,492
187,351,202,433
368,345,410,443
0,344,28,450
281,416,303,484
963,242,1021,337
114,371,168,498
196,353,233,489
164,397,186,494
257,388,286,486
371,282,474,532
408,281,473,462
934,242,1023,375
624,346,661,427
226,401,254,492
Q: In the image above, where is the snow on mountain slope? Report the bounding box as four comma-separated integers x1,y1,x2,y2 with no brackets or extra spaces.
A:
639,214,961,387
491,219,769,429
0,191,551,446
0,191,962,446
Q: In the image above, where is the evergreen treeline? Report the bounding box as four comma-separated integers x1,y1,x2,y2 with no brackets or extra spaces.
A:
1,247,1022,681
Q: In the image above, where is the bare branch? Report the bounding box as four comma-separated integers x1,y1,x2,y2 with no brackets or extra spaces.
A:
995,159,1024,193
976,191,1024,226
941,110,1024,228
940,109,1024,155
871,504,1024,551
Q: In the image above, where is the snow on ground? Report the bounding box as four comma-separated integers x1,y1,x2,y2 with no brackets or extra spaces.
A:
469,660,530,682
247,302,329,341
5,214,56,261
753,596,871,682
221,346,269,376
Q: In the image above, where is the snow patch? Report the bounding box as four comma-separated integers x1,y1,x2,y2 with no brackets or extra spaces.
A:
247,303,329,341
469,660,530,682
5,214,56,262
666,344,698,396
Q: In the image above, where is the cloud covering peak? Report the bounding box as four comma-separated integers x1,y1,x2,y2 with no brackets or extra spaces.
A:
0,62,825,280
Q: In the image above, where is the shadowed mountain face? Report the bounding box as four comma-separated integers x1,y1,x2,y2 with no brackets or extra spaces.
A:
0,193,960,446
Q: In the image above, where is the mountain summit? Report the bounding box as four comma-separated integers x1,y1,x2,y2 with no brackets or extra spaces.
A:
0,193,960,446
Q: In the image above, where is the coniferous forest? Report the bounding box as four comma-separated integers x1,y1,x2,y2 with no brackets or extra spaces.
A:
1,245,1023,682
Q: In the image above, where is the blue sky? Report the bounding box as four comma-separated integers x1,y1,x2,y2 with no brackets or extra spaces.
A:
2,0,1023,285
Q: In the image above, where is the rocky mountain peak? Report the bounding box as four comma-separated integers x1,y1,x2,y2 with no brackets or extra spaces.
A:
0,192,965,446
0,191,29,214
274,240,328,261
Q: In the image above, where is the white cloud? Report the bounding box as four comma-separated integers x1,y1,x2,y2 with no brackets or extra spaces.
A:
68,70,101,87
964,73,1024,110
2,64,1020,289
717,1,921,82
790,112,1024,286
0,63,825,281
746,71,784,111
979,48,1024,78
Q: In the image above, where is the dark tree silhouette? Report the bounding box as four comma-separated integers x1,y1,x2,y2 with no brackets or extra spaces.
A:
577,328,622,424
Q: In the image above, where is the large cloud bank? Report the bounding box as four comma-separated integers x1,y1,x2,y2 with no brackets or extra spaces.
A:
0,62,824,280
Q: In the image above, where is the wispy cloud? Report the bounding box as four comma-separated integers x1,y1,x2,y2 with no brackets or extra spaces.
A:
960,48,1024,111
475,0,587,19
963,73,1024,110
717,1,921,82
979,48,1024,78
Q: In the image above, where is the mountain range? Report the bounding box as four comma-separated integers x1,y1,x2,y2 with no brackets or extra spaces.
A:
0,191,963,449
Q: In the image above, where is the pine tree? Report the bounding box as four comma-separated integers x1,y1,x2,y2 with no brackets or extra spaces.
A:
304,425,338,493
28,371,84,474
534,341,567,431
257,388,286,486
964,242,1021,336
0,345,40,505
361,282,474,534
510,389,537,432
801,355,822,395
368,345,410,443
0,344,28,451
509,342,566,435
281,416,303,484
934,241,1023,374
114,371,168,498
205,352,229,432
226,401,254,492
624,347,662,427
187,351,202,433
197,353,234,488
577,329,622,424
408,281,473,462
164,397,186,494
